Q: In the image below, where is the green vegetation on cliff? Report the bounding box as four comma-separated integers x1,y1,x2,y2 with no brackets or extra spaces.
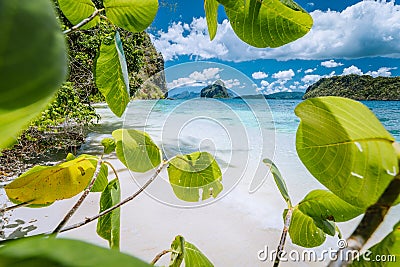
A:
304,74,400,100
200,80,230,98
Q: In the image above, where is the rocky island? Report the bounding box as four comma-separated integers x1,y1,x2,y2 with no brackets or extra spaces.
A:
200,80,230,98
304,74,400,100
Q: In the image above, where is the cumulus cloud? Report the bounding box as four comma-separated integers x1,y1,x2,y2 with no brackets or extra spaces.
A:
321,59,344,68
252,71,268,79
341,66,397,77
152,1,400,62
342,65,363,75
167,67,222,88
223,78,241,89
304,68,316,74
272,69,295,80
366,67,397,77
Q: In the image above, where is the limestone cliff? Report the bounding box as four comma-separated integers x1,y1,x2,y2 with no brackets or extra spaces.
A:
304,74,400,100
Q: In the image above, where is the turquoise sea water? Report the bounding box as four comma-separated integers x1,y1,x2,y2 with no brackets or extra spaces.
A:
143,99,400,139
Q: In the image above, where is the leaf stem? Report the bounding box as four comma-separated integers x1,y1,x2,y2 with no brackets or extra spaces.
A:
59,163,166,234
328,172,400,267
63,8,104,35
274,207,293,267
52,158,103,235
103,160,119,180
151,249,172,265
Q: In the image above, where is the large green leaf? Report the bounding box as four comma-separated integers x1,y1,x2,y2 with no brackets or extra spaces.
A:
263,158,291,205
97,179,121,249
104,0,158,33
95,31,130,117
0,0,67,148
167,152,223,202
350,221,400,266
217,0,313,48
289,190,364,248
169,235,214,267
112,129,161,173
58,0,99,29
91,163,109,192
0,237,152,267
204,0,219,40
295,97,398,208
5,155,98,206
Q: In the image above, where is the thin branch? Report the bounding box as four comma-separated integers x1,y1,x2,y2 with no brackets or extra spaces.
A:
63,8,104,35
103,160,119,180
274,208,293,267
328,173,400,267
59,163,166,233
0,201,34,213
151,249,172,265
52,159,102,235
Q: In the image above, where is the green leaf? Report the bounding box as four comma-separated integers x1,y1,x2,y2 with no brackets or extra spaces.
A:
58,0,99,30
289,190,364,248
101,137,116,154
167,152,223,202
263,158,291,205
0,237,152,267
295,97,398,208
95,31,130,117
0,0,67,149
169,235,214,267
104,0,158,33
97,179,121,249
66,153,76,161
169,236,185,267
5,155,98,206
91,163,109,192
350,221,400,267
204,0,219,40
112,129,161,173
216,0,313,48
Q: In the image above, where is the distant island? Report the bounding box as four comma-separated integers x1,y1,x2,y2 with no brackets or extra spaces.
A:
304,74,400,100
234,91,304,100
200,80,230,98
166,80,238,99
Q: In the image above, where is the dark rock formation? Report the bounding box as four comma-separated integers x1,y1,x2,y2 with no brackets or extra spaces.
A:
200,80,230,98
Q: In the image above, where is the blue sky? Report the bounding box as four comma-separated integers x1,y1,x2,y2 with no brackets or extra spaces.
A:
149,1,400,95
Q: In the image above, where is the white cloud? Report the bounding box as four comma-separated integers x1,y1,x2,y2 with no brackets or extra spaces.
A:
252,71,268,79
366,67,397,77
167,67,223,88
152,1,400,62
304,68,316,74
341,66,397,77
272,69,295,80
260,80,269,87
342,65,363,75
301,71,336,87
321,60,344,68
223,78,241,89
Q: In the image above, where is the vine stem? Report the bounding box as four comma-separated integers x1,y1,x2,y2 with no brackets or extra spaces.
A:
52,158,103,235
58,163,166,234
273,207,293,267
151,249,172,265
328,172,400,267
63,8,104,35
